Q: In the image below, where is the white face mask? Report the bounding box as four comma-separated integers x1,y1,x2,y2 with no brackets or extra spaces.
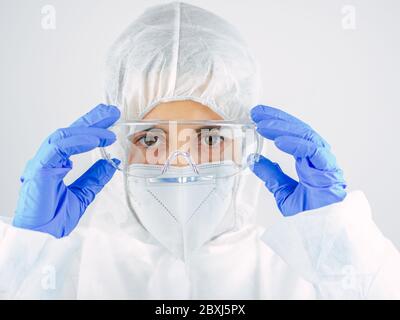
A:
125,162,238,260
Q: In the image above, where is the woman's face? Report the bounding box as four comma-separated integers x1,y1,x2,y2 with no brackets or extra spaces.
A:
127,101,229,166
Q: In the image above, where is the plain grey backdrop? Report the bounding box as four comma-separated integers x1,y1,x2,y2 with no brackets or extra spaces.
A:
0,0,399,248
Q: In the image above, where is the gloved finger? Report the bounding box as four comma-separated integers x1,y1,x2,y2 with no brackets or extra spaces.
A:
309,148,339,171
69,104,121,129
55,135,116,157
275,136,338,171
251,105,309,127
68,159,120,211
296,158,346,188
39,135,114,168
256,118,328,147
249,153,298,197
48,127,116,144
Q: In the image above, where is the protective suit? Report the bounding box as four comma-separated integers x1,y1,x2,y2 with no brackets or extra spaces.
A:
1,2,400,299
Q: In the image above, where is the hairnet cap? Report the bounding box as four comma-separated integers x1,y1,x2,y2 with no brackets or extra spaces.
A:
105,1,260,121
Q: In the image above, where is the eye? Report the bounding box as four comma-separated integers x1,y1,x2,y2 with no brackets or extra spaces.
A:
202,133,224,147
135,131,164,148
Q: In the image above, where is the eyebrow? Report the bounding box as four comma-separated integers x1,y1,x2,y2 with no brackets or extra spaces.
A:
136,125,222,134
198,126,221,131
132,126,167,134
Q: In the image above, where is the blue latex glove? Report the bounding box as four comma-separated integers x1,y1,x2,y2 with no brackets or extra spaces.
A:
13,104,121,238
250,105,347,216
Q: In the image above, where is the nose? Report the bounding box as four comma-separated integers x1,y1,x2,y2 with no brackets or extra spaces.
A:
161,151,199,174
166,131,199,166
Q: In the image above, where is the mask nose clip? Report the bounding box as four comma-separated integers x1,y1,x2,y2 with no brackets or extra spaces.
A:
161,151,200,176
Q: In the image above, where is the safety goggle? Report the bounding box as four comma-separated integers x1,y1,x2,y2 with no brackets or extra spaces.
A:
101,120,262,182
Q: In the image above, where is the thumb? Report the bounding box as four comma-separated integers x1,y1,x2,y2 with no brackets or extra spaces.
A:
249,154,298,198
68,159,120,210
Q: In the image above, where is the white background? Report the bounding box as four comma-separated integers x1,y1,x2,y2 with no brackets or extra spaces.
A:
0,0,399,248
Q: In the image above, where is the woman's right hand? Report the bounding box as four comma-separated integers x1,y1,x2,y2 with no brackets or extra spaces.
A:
12,104,120,238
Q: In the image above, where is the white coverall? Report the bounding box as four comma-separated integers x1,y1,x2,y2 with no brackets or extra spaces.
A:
0,172,399,299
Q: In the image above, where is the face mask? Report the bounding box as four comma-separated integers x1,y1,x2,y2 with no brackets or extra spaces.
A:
125,162,238,260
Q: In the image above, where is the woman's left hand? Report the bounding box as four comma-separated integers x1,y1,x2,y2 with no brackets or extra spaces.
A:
249,105,347,216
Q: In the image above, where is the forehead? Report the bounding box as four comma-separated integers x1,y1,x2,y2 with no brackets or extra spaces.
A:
143,101,224,121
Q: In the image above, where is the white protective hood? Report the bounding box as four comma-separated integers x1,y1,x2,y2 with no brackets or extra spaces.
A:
104,2,260,121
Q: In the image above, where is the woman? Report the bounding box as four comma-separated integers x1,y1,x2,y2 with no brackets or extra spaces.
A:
1,2,399,299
